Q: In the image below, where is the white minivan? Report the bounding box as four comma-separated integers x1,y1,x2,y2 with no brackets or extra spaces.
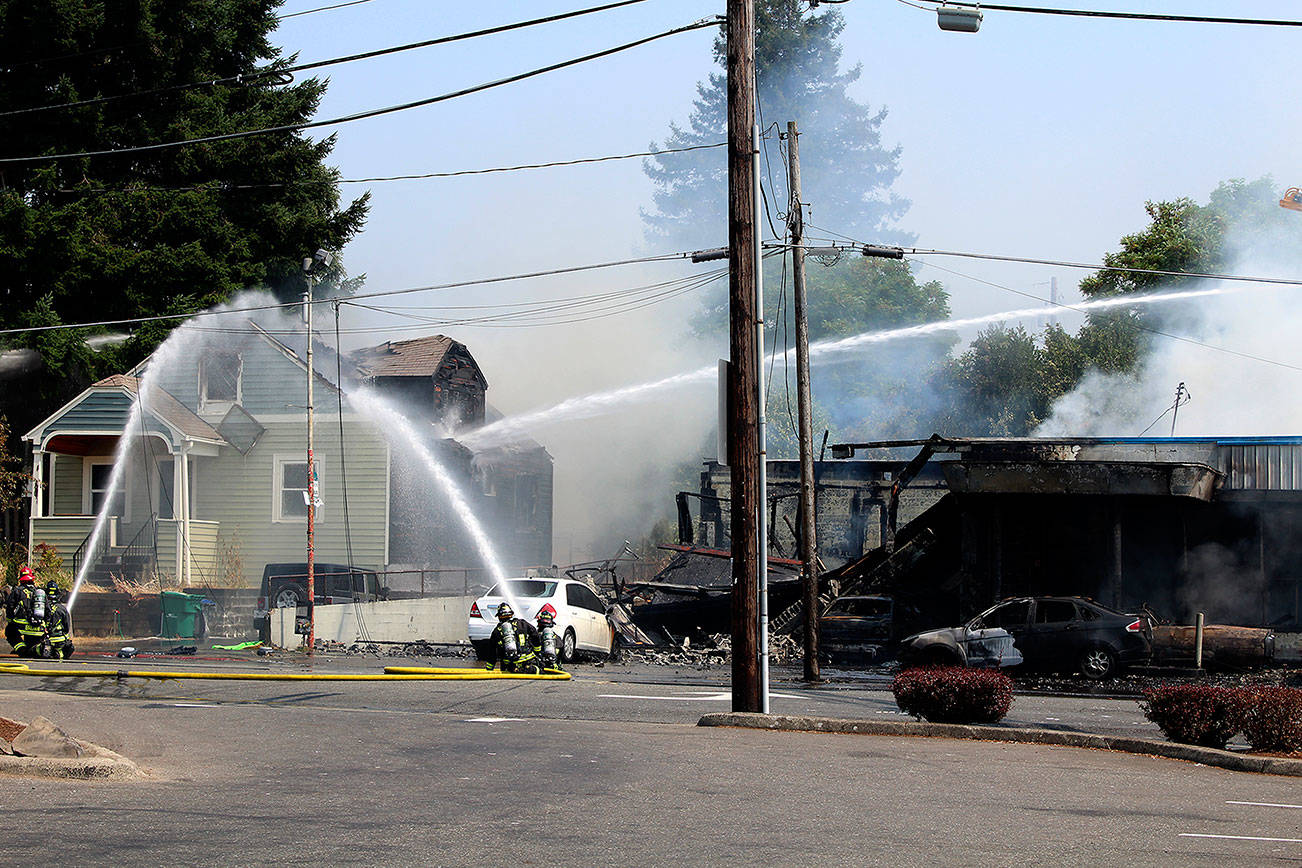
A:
468,577,615,663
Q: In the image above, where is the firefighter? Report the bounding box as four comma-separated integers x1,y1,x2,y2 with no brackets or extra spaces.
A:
485,602,540,673
45,582,73,660
8,567,46,657
536,607,562,671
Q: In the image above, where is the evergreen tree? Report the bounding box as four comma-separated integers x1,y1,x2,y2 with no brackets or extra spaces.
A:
643,0,909,249
0,0,368,415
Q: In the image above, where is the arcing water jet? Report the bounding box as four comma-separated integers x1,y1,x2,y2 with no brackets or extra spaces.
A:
345,389,512,606
460,283,1244,450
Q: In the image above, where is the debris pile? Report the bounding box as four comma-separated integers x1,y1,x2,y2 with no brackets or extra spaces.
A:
630,633,803,668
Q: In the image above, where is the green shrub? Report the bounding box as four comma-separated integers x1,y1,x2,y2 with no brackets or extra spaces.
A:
1139,685,1248,749
892,666,1014,724
1241,687,1302,753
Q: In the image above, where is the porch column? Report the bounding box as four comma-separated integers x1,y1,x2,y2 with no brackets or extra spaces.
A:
181,444,192,587
27,448,44,564
173,451,185,584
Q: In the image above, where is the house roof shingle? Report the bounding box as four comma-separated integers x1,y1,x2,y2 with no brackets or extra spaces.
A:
349,335,456,378
92,375,226,443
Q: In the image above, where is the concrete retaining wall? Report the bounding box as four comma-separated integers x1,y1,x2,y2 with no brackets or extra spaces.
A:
269,596,477,648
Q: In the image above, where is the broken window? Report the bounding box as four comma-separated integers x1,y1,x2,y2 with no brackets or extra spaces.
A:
200,352,242,408
981,600,1030,630
1035,600,1078,624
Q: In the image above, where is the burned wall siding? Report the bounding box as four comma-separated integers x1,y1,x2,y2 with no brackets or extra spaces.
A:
698,459,947,569
475,446,553,569
387,442,477,571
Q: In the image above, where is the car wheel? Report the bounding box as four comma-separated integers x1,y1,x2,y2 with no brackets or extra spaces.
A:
559,629,577,664
1079,646,1117,680
471,640,493,661
606,632,621,662
275,586,303,608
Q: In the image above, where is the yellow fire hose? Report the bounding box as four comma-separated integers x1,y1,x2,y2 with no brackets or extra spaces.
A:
0,661,570,682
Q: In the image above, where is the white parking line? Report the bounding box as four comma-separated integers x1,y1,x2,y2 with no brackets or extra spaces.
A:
1226,801,1302,810
597,691,801,702
463,717,523,723
1180,834,1302,843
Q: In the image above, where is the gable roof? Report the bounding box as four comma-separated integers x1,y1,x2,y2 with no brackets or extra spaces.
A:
23,374,226,447
95,376,226,443
349,335,457,378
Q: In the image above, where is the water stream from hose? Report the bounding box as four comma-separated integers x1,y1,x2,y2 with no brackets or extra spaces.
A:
461,283,1244,449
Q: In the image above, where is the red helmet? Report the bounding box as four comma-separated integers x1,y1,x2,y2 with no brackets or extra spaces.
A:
17,566,34,584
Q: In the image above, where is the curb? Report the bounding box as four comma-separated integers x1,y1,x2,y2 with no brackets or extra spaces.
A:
697,712,1302,777
0,754,144,781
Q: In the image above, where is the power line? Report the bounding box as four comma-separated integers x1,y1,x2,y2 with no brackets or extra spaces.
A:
797,223,1302,373
0,250,714,336
914,258,1302,374
0,17,721,165
906,0,1302,27
0,0,379,73
797,229,1302,288
1,0,657,120
55,143,726,195
278,0,376,20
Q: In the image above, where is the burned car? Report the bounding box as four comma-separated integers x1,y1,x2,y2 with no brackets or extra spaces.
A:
819,596,894,663
898,621,1023,669
968,596,1152,679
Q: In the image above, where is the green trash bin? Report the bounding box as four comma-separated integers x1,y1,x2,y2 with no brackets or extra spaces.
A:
160,591,208,639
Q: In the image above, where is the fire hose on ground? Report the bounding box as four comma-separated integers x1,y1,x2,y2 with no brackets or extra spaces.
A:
0,661,569,681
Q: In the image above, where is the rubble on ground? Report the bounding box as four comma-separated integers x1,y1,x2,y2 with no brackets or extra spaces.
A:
629,633,802,668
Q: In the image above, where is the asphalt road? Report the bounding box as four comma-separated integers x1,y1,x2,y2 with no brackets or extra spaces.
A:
0,655,1297,865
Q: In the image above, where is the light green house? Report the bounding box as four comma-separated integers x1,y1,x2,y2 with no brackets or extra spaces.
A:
23,323,390,589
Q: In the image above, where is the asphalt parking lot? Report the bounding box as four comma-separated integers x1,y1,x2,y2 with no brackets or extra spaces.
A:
0,655,1297,865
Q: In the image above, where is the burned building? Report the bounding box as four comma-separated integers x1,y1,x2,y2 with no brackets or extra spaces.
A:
691,436,1302,632
350,336,553,573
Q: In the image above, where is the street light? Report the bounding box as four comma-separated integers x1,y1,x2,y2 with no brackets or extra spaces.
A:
938,4,982,32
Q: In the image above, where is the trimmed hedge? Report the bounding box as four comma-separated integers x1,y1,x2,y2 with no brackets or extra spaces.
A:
892,666,1014,724
1241,687,1302,754
1139,685,1248,749
1141,685,1302,753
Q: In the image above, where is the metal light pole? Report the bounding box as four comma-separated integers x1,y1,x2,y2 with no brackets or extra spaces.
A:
302,249,331,656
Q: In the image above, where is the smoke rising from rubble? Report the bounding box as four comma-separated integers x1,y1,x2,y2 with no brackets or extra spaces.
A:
1036,275,1302,437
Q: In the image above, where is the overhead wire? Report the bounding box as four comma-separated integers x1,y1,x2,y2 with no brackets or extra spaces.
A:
54,143,727,195
903,0,1302,27
0,17,722,165
0,0,373,73
2,0,658,120
914,257,1302,374
798,222,1302,373
0,250,712,336
277,0,377,20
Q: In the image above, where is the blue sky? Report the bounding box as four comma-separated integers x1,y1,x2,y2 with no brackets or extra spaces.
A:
276,0,1301,318
272,0,1302,553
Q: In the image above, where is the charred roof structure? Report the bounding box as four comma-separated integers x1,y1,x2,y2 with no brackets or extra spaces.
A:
692,435,1302,634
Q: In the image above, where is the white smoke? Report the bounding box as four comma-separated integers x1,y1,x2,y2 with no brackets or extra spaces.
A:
1036,275,1302,438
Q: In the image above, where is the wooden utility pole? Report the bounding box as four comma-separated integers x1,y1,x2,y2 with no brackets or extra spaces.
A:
726,0,761,713
787,120,820,683
304,267,317,657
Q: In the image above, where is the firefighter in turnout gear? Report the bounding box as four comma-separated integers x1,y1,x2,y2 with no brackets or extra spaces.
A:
44,582,74,660
536,606,562,671
7,567,50,657
486,602,541,673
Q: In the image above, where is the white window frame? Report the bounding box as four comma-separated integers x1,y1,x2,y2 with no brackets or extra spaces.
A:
272,454,324,523
82,457,126,518
199,351,243,414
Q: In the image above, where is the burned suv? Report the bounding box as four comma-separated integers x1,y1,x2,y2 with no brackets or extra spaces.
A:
968,596,1152,679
